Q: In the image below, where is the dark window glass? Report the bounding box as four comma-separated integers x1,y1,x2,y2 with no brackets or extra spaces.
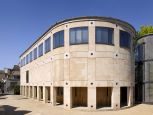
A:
135,45,144,62
120,30,131,48
45,37,51,53
20,59,23,67
26,55,29,64
23,57,25,66
38,43,43,57
26,70,29,83
95,27,114,45
33,47,37,60
70,27,88,45
30,51,33,62
53,30,64,49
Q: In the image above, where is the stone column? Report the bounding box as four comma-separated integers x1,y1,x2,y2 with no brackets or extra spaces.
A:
88,87,96,110
51,87,56,106
64,86,72,109
43,86,48,103
23,86,25,96
37,86,40,101
127,86,133,106
112,87,120,110
28,86,31,98
25,86,27,97
32,86,34,99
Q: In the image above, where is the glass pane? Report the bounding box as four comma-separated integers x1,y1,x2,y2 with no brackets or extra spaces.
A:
59,31,64,46
76,29,82,44
70,29,76,44
38,43,43,57
101,28,108,44
45,37,51,53
82,28,88,43
108,29,113,44
120,30,131,48
96,28,102,43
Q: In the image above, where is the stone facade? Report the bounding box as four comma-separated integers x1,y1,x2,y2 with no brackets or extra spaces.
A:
20,16,135,110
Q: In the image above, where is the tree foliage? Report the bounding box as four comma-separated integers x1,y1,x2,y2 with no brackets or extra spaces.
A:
138,25,153,37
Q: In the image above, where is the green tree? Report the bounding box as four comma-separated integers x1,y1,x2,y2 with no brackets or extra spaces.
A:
138,25,153,37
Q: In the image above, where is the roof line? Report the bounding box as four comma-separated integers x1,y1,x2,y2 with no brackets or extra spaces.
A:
138,33,153,39
20,16,136,57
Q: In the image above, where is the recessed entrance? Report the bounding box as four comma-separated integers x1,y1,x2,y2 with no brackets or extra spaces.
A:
26,86,29,97
56,87,64,105
120,87,128,107
96,87,112,108
39,86,43,100
46,86,50,103
34,86,37,99
30,86,32,98
72,87,87,107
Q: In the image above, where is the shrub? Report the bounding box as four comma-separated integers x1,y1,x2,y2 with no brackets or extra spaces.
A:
14,85,20,95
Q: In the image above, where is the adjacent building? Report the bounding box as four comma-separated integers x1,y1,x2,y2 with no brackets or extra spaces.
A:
135,34,153,103
0,65,20,94
20,16,135,110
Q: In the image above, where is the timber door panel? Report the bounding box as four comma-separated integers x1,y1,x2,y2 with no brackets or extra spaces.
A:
56,87,63,104
72,87,87,107
96,87,112,108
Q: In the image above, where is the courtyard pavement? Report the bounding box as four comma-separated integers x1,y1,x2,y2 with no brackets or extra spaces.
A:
0,95,153,115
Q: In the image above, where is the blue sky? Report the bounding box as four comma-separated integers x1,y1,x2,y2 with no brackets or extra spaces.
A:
0,0,152,69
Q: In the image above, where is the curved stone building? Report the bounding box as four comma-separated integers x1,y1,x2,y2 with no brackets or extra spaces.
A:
20,16,135,110
135,34,153,103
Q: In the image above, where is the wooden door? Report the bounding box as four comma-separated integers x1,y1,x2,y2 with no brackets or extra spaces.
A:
72,87,87,107
96,87,112,108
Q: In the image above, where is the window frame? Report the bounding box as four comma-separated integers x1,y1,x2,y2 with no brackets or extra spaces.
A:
45,37,51,53
29,51,33,62
69,27,88,45
119,30,131,49
26,70,29,83
95,26,114,45
33,47,37,60
38,43,43,57
53,30,64,49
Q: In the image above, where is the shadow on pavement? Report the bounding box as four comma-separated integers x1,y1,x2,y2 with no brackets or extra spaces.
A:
0,105,31,115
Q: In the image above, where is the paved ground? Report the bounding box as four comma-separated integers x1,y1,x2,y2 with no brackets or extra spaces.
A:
0,95,153,115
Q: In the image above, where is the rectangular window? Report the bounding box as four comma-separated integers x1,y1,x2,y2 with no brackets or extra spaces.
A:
23,57,25,66
70,27,88,45
20,59,23,67
95,27,114,45
38,43,43,57
26,55,29,64
29,51,33,62
137,45,144,61
53,30,64,49
120,30,131,48
45,37,51,53
33,47,37,60
26,70,29,83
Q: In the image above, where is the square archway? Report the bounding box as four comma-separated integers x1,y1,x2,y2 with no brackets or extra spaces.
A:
120,87,128,107
34,86,37,99
45,86,51,103
39,86,43,100
72,87,87,107
96,87,112,108
56,87,64,105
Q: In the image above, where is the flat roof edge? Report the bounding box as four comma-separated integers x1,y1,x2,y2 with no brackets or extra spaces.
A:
20,16,136,58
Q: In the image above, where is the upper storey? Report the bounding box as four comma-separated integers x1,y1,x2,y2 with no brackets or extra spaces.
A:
20,16,136,67
136,34,153,62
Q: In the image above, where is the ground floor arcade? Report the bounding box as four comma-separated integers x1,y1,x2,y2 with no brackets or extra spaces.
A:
20,86,133,110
